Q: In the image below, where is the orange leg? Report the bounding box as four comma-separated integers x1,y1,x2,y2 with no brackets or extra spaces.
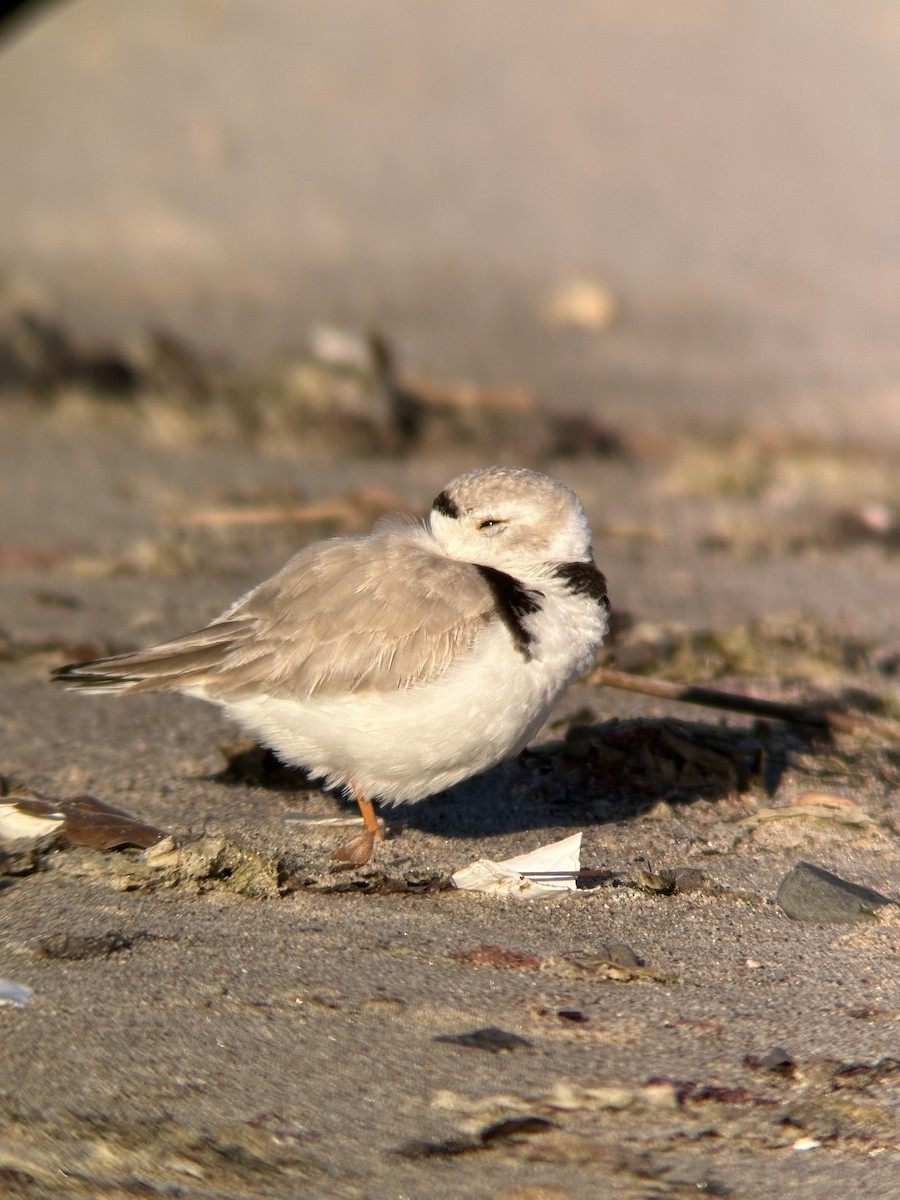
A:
353,789,383,839
332,785,382,866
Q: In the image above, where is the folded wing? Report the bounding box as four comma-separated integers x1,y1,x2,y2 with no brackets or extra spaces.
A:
52,526,497,701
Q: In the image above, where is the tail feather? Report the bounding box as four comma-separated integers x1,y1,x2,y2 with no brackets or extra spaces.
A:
51,618,250,694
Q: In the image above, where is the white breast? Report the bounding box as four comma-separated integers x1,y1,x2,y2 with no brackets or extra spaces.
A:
219,573,607,803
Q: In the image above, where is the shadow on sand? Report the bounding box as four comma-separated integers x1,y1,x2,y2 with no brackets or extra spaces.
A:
209,715,832,842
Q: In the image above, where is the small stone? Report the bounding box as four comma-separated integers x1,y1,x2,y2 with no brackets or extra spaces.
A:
480,1116,555,1143
776,862,897,923
434,1026,532,1053
745,1046,796,1074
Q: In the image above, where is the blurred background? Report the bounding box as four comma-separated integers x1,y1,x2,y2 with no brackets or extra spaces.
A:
1,0,899,443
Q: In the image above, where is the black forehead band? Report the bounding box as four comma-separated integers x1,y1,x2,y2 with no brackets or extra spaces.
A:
432,489,460,518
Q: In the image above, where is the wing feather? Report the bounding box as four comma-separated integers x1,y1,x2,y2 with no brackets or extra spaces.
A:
53,527,498,700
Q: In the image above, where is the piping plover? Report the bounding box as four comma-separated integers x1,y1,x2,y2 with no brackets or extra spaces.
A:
53,466,609,859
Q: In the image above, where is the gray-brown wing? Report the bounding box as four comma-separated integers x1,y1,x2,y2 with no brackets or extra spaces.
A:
53,528,498,700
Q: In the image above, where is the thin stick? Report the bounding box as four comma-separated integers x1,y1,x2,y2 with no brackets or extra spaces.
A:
177,489,406,528
589,666,900,740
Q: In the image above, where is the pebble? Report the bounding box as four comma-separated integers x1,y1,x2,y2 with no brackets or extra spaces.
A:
776,862,897,923
434,1026,532,1053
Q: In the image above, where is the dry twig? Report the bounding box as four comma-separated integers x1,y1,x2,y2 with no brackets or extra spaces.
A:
590,666,900,740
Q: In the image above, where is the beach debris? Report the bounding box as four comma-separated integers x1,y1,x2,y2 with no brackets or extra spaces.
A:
451,833,583,897
177,486,409,532
0,309,138,395
307,324,373,373
142,836,280,899
590,665,900,740
395,1114,556,1160
449,942,670,984
331,831,377,868
0,789,165,851
449,945,544,970
776,861,898,923
741,795,876,834
633,866,708,894
37,931,137,960
745,1047,796,1076
830,503,900,549
0,978,32,1007
434,1027,532,1054
53,795,166,850
543,279,617,330
0,796,64,841
545,947,673,985
281,813,371,828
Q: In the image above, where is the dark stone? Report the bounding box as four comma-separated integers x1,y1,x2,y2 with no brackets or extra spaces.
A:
479,1116,555,1143
760,1045,796,1071
434,1026,532,1053
745,1046,796,1074
776,862,897,923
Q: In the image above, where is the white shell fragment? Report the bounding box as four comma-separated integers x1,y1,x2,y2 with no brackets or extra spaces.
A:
0,799,64,842
0,978,33,1007
451,832,583,898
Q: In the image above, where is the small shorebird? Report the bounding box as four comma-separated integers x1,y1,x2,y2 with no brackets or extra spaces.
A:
53,466,609,861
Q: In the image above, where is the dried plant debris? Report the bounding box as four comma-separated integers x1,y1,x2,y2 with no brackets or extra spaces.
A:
36,930,141,960
604,610,887,692
0,308,625,460
177,485,412,535
449,942,672,984
448,945,545,971
740,794,877,834
417,1052,900,1167
285,862,450,895
0,777,446,897
544,949,675,985
665,434,900,510
701,502,900,559
0,310,139,395
396,1116,556,1160
0,1106,335,1199
560,718,763,809
141,836,281,898
60,831,447,898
